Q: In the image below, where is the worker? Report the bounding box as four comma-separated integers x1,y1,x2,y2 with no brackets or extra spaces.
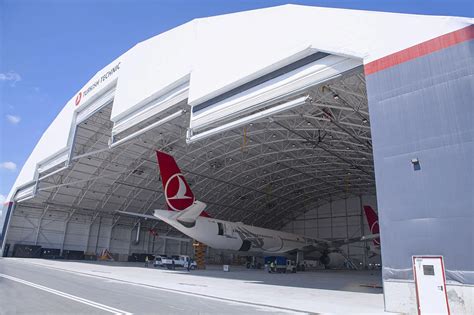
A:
269,261,275,273
145,256,149,268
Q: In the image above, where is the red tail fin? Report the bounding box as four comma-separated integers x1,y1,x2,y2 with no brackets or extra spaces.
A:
363,205,380,245
156,151,210,217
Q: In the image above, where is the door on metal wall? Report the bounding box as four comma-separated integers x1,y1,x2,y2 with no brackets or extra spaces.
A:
413,256,450,315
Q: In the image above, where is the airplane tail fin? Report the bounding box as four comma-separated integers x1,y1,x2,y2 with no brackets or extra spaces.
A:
156,151,211,217
156,151,195,211
363,205,380,245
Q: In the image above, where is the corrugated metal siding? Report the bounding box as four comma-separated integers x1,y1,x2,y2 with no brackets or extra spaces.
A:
366,40,473,284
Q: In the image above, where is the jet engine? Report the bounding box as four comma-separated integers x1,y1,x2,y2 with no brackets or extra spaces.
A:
319,252,346,269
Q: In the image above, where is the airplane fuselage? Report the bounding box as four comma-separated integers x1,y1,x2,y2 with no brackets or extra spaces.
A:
154,210,312,254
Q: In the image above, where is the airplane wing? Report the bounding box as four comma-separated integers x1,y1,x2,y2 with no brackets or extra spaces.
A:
361,233,380,241
116,210,162,220
325,233,380,249
292,233,380,255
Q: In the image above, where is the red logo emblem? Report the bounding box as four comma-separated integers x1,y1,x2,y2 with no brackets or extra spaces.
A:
75,92,82,106
164,173,194,211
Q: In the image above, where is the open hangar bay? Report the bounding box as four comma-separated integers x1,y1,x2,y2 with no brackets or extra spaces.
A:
1,5,472,314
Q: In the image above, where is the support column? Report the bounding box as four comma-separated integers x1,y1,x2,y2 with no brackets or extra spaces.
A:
316,204,319,238
60,210,76,253
345,198,350,258
94,216,102,255
84,224,92,252
127,227,133,255
86,213,100,253
34,208,49,245
329,199,333,239
106,225,113,251
128,219,141,255
107,217,120,252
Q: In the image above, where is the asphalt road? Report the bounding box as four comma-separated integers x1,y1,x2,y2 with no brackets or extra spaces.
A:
0,259,304,315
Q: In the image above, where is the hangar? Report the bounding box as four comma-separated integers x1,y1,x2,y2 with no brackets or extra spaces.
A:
1,5,472,314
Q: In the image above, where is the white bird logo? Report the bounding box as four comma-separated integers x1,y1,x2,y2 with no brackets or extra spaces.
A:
165,173,193,210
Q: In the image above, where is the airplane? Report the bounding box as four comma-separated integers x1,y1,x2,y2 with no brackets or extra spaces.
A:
119,151,379,268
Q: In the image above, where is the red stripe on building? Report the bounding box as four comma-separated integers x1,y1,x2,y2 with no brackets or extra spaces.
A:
365,25,474,75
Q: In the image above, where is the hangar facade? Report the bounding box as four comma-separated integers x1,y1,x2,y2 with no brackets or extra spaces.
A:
1,5,473,313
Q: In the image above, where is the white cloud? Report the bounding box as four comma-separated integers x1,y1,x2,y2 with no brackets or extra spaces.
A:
0,161,17,171
0,71,21,86
6,114,21,124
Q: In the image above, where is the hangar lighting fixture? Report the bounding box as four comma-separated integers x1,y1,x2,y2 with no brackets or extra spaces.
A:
362,118,368,124
333,94,339,100
187,96,309,143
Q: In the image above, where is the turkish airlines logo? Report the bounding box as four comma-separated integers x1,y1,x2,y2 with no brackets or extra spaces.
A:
164,173,194,211
370,221,378,233
75,92,82,106
370,220,380,245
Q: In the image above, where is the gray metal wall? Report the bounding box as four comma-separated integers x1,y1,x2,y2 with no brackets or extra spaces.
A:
2,204,193,259
366,40,473,284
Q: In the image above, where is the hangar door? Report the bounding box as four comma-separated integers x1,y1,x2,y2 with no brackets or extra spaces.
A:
187,50,362,143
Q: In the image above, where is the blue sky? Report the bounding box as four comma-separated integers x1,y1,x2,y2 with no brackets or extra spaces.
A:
0,0,472,210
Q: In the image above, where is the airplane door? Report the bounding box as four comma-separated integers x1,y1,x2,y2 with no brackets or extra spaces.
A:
413,256,450,315
223,223,236,238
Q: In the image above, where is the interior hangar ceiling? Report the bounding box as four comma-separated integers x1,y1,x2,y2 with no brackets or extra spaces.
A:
17,68,374,235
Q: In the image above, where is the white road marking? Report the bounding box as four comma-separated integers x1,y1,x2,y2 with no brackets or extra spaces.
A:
0,273,132,315
8,259,308,314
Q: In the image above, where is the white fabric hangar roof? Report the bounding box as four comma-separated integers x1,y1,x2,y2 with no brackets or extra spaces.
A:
8,4,472,201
